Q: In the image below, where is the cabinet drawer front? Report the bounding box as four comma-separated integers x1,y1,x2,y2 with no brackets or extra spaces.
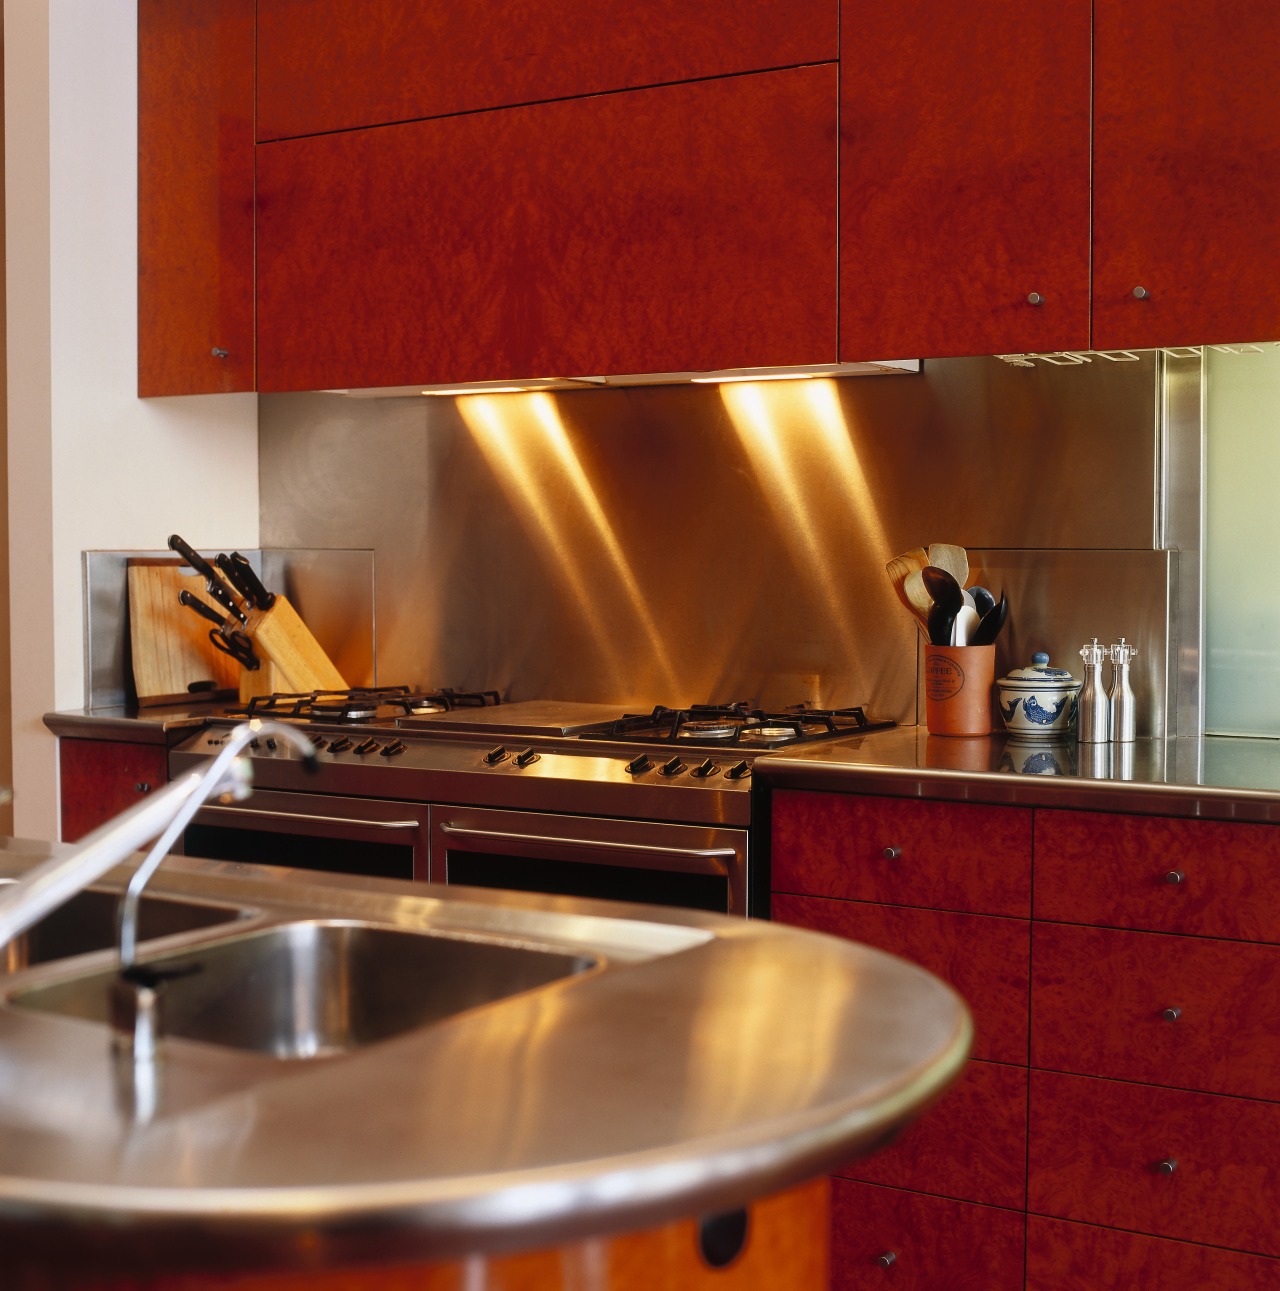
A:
1034,809,1280,941
1029,1070,1280,1256
839,1059,1027,1210
1033,922,1280,1100
832,1180,1025,1291
772,791,1031,916
1027,1216,1280,1290
258,68,837,392
772,895,1029,1065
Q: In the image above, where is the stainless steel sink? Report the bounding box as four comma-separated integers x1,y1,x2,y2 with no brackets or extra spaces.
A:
11,919,598,1058
1,886,243,972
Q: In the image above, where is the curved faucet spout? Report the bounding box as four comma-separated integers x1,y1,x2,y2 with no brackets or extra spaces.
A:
0,721,319,965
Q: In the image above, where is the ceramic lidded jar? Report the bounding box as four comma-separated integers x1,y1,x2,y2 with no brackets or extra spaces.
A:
995,652,1082,741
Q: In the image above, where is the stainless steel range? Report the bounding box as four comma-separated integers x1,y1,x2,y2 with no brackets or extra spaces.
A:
169,689,894,917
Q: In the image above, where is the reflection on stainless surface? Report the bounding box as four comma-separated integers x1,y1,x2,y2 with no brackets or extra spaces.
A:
257,354,1172,726
0,844,970,1272
759,728,1280,822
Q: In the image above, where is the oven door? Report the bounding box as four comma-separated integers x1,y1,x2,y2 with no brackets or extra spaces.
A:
429,805,749,916
179,789,430,883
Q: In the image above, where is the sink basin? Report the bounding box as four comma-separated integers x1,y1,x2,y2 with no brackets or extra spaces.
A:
11,919,598,1058
1,887,243,972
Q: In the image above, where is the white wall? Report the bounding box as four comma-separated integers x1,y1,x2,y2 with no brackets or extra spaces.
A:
5,0,260,840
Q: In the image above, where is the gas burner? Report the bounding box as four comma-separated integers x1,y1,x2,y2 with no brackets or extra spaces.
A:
577,703,895,748
227,686,503,725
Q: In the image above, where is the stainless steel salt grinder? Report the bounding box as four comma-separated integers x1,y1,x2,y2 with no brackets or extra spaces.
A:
1078,638,1111,742
1109,638,1137,742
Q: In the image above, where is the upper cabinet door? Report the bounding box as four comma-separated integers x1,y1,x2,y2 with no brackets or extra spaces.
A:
256,0,837,140
138,0,255,396
256,67,838,392
839,2,1091,362
1093,1,1280,351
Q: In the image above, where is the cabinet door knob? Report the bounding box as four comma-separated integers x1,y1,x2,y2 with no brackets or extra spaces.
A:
1027,291,1045,306
1154,1157,1178,1175
211,346,229,359
134,782,151,794
1161,1006,1182,1022
877,1251,897,1268
1132,285,1151,300
1165,869,1185,885
882,846,902,861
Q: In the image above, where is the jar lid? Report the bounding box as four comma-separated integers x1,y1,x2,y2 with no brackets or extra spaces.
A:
998,652,1079,687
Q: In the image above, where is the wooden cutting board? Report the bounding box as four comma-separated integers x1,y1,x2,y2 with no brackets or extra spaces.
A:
128,562,239,706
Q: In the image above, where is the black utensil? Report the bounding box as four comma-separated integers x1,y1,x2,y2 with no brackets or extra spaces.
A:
228,551,276,610
970,591,1009,646
216,553,259,609
168,534,247,625
178,588,228,628
969,585,996,618
920,565,963,614
927,601,957,646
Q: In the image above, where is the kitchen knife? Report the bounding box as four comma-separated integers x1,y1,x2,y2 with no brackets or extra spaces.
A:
215,552,263,610
228,551,276,610
168,534,247,624
177,588,229,629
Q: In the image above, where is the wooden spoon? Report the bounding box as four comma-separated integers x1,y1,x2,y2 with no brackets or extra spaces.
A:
885,548,930,622
901,569,934,628
927,543,969,590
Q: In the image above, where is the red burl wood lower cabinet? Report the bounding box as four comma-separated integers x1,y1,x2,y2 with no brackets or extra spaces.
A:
58,738,168,843
771,790,1280,1288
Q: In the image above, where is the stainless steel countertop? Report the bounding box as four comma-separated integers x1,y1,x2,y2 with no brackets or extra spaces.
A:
757,727,1280,822
0,841,970,1274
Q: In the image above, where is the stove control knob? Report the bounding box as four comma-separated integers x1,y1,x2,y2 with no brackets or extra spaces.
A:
660,756,686,778
379,740,407,758
484,745,509,765
352,737,379,755
690,759,719,779
725,759,752,781
265,737,277,751
626,754,654,776
310,736,328,752
515,748,541,768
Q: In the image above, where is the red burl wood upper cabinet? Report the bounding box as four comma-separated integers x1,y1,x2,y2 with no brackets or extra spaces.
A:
838,1,1091,361
1093,1,1280,350
256,68,838,391
137,0,255,396
256,0,836,140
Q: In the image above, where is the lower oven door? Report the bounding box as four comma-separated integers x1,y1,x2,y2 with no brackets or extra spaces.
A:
179,789,430,883
429,805,749,916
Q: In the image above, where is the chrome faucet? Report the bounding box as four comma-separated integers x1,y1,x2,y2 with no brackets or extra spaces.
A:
0,720,319,963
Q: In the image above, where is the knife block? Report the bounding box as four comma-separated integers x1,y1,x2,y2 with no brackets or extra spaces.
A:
243,596,347,693
127,563,239,706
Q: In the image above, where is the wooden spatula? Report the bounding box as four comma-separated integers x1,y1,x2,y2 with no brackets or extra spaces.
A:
926,542,969,589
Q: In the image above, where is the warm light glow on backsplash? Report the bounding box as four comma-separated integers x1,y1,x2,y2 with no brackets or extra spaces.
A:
720,380,889,661
457,393,678,695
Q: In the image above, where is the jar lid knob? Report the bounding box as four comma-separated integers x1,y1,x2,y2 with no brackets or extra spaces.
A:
1032,651,1049,667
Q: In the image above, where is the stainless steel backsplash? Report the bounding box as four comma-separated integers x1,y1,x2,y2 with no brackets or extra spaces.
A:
258,353,1202,735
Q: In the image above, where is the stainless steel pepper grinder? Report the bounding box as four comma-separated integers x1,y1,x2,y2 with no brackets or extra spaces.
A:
1078,638,1110,743
1109,638,1137,742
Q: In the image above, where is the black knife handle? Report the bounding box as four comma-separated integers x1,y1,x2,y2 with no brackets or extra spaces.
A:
216,553,258,609
229,551,276,610
177,589,227,628
168,534,246,624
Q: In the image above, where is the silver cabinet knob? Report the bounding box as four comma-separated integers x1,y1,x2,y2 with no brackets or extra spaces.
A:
1027,291,1045,306
1133,286,1151,300
882,846,902,861
1165,870,1185,885
1161,1006,1182,1022
1154,1157,1178,1175
134,782,151,794
211,346,229,359
877,1251,897,1268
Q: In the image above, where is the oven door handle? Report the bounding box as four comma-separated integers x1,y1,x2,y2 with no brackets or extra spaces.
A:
438,824,734,876
198,806,423,832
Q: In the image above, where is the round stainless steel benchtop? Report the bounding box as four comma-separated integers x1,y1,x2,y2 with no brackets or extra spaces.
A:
0,839,970,1271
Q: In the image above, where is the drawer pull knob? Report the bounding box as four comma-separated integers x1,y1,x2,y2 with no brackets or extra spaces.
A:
1165,870,1185,885
1161,1006,1182,1022
882,846,902,861
1154,1157,1178,1175
877,1251,897,1268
